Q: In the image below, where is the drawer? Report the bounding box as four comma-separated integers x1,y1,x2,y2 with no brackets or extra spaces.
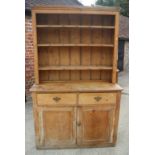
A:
79,93,116,105
37,93,77,106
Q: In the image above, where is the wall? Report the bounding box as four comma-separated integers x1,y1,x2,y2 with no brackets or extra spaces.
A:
25,15,34,100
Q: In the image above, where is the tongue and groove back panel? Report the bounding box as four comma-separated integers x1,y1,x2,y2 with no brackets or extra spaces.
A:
36,13,116,83
38,47,113,82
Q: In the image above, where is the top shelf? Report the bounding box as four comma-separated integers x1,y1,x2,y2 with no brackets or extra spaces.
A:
37,25,115,29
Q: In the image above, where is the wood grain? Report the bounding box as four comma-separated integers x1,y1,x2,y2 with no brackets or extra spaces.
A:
79,93,116,105
32,11,39,83
81,47,91,80
41,107,76,147
70,47,80,80
77,105,115,146
30,81,123,93
59,47,70,80
112,12,119,83
37,93,77,106
91,47,101,80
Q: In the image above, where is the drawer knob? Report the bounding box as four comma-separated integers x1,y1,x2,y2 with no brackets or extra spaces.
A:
94,96,102,102
53,97,61,102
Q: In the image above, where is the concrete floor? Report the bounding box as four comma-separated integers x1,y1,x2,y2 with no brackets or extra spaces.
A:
25,71,129,155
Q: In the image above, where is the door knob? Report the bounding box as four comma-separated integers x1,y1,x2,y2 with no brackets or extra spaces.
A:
77,121,81,126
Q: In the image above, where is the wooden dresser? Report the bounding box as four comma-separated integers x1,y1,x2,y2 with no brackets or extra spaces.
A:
30,6,123,149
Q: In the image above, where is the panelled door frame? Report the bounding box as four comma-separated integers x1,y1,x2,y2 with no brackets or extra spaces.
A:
77,105,116,146
37,106,77,148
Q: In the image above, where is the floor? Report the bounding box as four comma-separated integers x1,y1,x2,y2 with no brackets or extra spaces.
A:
25,71,129,155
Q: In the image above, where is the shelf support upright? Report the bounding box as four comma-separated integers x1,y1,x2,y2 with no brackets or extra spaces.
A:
112,12,119,83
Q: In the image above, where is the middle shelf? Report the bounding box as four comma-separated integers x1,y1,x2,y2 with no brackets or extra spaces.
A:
37,25,115,29
37,44,114,47
39,66,113,71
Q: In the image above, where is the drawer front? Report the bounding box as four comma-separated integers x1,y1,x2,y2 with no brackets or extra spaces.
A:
37,93,77,106
79,93,116,105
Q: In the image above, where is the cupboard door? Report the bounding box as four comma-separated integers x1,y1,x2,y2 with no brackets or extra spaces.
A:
77,105,115,146
37,107,76,148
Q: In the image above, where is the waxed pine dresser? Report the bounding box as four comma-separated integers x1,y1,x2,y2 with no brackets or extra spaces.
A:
30,6,123,149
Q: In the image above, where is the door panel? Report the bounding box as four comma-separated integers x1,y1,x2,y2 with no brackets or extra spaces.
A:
77,105,115,146
38,107,76,147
